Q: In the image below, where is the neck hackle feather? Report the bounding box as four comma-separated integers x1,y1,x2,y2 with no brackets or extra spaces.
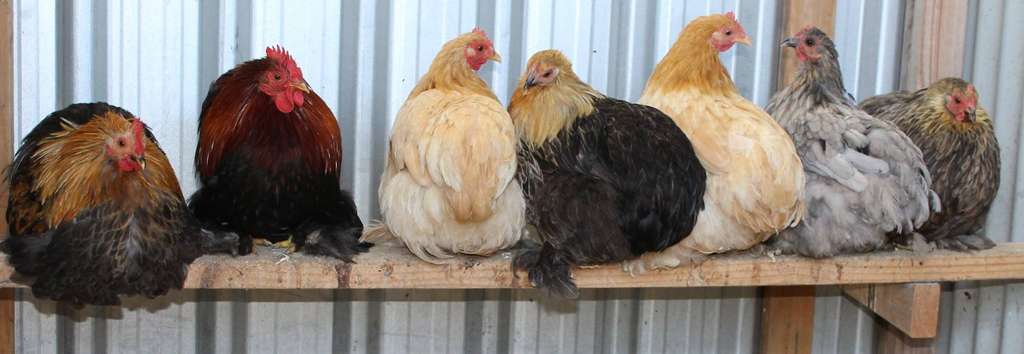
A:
33,112,180,227
644,14,740,96
408,30,497,100
509,50,603,147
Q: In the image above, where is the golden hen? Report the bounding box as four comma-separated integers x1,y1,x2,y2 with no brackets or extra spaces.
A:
628,12,805,273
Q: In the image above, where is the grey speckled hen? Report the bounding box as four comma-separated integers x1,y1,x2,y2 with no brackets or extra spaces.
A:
764,27,939,257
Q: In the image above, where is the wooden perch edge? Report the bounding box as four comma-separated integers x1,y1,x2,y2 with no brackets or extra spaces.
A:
0,243,1022,290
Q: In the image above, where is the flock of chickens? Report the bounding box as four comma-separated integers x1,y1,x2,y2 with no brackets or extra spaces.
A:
2,13,1000,304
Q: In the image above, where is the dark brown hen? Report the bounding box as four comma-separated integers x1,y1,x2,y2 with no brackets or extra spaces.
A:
189,46,368,259
861,78,1000,250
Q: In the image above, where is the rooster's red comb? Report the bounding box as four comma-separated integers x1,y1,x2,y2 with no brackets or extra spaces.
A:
266,45,303,79
726,11,736,20
130,118,146,155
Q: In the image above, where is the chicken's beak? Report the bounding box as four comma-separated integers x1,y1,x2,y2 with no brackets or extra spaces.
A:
135,155,147,171
736,35,752,47
781,36,798,48
489,51,502,63
524,72,537,90
291,82,311,93
967,107,977,122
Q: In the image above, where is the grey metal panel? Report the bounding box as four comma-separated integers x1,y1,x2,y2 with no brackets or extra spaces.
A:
937,1,1024,354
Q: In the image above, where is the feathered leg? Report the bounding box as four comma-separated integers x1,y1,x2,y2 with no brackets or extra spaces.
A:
295,190,371,261
513,243,578,299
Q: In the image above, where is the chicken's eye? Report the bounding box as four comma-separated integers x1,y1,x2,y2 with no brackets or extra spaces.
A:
273,74,282,80
477,45,485,51
117,138,126,147
724,30,733,36
542,70,553,78
805,39,815,46
954,97,962,104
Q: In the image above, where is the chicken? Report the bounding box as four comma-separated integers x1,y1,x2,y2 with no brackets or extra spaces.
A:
764,28,938,256
362,28,525,263
189,46,367,260
508,50,706,297
2,102,237,305
860,78,998,251
627,12,805,272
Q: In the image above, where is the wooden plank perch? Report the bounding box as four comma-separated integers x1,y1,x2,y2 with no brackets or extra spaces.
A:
1,244,1021,290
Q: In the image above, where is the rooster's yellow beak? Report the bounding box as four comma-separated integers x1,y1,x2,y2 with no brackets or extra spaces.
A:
291,82,311,93
489,51,502,63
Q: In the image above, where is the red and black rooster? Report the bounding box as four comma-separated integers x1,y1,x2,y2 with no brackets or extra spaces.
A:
189,46,367,259
3,102,237,305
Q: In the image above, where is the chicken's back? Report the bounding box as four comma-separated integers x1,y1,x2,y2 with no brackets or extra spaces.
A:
639,89,805,254
376,89,525,262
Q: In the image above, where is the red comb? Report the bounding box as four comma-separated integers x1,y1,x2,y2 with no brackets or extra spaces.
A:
726,11,736,20
266,45,291,63
131,119,146,155
266,45,303,79
472,27,488,38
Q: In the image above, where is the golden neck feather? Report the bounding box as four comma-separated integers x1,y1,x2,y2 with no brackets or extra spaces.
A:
509,75,602,147
409,39,496,100
32,113,179,226
644,25,737,96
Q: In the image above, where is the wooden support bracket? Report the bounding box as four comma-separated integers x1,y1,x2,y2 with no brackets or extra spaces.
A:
841,283,940,338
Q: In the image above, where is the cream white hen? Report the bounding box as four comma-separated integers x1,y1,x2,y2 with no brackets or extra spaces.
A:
363,29,525,263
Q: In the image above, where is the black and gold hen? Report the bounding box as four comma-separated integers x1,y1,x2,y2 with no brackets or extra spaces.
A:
509,50,706,298
860,78,1000,250
3,103,237,305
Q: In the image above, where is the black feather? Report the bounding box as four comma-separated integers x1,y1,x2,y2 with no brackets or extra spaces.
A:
515,97,706,297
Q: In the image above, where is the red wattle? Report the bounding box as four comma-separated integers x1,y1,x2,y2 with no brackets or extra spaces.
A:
274,94,294,113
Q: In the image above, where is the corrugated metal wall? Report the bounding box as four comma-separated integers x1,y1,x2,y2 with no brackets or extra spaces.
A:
936,0,1023,353
8,0,1021,353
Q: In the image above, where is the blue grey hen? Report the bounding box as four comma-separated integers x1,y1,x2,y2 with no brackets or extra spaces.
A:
765,27,939,257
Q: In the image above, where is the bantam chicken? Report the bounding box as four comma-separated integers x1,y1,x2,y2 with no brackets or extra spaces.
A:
189,46,367,259
509,50,706,297
363,28,525,263
765,27,938,257
860,78,998,251
3,102,237,305
628,12,805,272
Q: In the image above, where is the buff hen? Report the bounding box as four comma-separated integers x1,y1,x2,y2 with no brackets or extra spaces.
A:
364,28,525,263
627,12,805,272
